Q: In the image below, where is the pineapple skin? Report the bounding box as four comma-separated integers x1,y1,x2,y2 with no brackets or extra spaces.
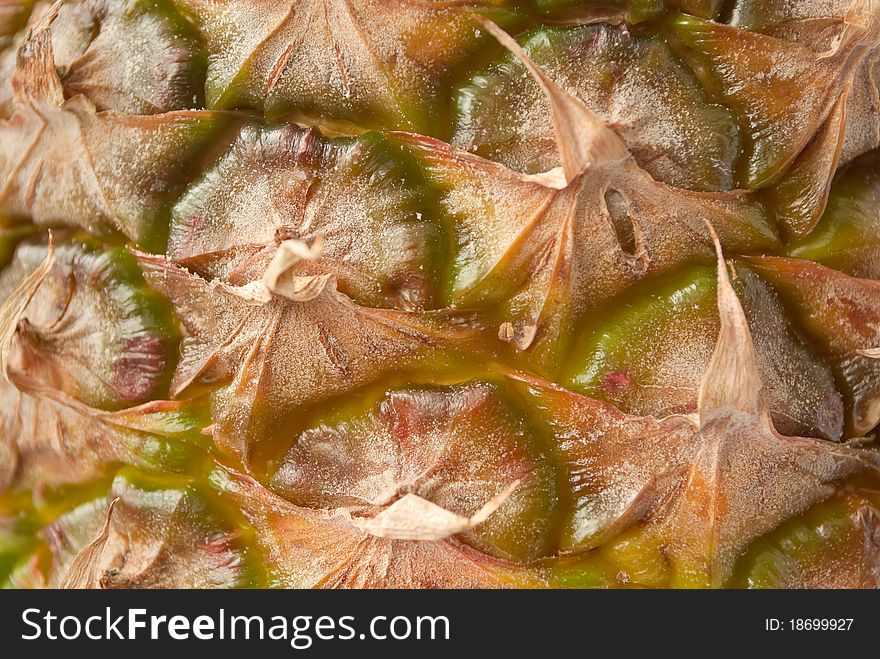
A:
0,0,878,589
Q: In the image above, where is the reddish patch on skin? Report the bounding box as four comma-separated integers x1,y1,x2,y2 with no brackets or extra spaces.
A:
836,295,879,336
391,415,410,441
111,334,167,403
203,531,238,555
178,211,209,257
601,369,631,394
387,399,411,442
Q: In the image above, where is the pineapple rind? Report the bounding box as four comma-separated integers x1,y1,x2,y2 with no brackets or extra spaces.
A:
0,0,878,588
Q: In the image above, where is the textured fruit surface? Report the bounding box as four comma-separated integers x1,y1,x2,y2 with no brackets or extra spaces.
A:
0,0,879,589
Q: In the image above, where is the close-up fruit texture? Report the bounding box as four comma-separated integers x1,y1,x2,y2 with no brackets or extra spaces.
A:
0,0,878,590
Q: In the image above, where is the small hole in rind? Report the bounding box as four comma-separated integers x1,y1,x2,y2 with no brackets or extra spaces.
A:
604,189,637,257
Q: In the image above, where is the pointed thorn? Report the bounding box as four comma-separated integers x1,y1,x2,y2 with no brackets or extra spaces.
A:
475,17,629,185
697,221,764,423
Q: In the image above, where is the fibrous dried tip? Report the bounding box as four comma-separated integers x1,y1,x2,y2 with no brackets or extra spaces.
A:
844,0,880,31
698,222,763,422
475,18,629,186
12,4,62,106
59,497,120,590
0,231,54,383
349,481,521,542
217,238,331,304
24,0,60,38
831,0,880,59
262,238,323,292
